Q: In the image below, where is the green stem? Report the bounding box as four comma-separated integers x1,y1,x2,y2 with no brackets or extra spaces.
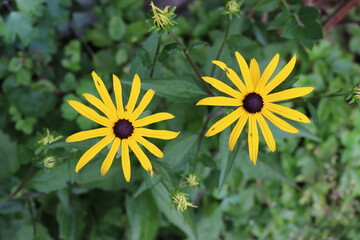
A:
280,0,304,27
149,35,162,78
9,165,34,199
167,30,214,96
210,18,232,77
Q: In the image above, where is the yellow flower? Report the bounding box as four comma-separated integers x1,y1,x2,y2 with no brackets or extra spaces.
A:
196,52,314,164
66,72,179,182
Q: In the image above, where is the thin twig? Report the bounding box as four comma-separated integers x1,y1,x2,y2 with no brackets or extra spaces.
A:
149,35,162,78
167,30,214,96
280,0,304,27
25,196,37,239
9,165,34,199
210,18,232,77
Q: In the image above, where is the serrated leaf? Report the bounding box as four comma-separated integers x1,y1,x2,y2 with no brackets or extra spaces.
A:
15,0,45,17
4,12,35,45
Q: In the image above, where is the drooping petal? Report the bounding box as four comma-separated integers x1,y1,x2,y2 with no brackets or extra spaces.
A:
264,87,314,102
67,100,113,127
83,93,118,122
66,127,113,142
128,137,153,173
250,58,261,88
121,139,131,182
196,96,242,107
205,107,244,137
257,113,276,152
134,128,180,139
125,74,141,117
248,116,259,164
212,60,247,93
255,54,280,92
235,51,253,92
261,108,298,133
265,103,311,123
202,76,242,99
261,55,296,95
75,134,115,172
129,89,155,122
133,112,175,127
134,133,164,158
100,137,120,176
91,71,117,113
228,109,249,151
113,74,125,118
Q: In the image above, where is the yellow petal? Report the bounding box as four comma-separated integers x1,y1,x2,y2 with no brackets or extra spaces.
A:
261,55,296,95
250,58,261,89
228,110,249,151
235,51,253,92
255,54,279,92
265,103,311,123
257,113,276,152
67,100,113,127
113,74,125,118
212,60,247,93
128,137,153,172
75,134,115,172
125,74,141,118
134,128,180,140
129,89,155,122
196,96,242,107
100,137,120,176
83,93,118,122
202,76,242,99
248,116,259,164
66,127,113,142
121,139,131,182
262,108,298,133
133,112,175,127
264,87,314,102
91,71,117,113
134,133,164,158
205,107,244,137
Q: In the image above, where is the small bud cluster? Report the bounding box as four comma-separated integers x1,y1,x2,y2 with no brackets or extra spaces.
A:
150,1,176,30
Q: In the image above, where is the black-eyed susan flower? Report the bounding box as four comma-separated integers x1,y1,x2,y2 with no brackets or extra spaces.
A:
66,72,179,182
196,52,314,164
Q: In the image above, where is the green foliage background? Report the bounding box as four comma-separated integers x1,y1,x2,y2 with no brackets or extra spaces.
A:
1,0,360,239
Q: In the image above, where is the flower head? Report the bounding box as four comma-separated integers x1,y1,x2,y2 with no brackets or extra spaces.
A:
66,72,179,182
171,190,197,212
150,1,176,30
43,156,57,169
185,173,200,187
37,129,62,146
348,84,360,103
196,52,314,164
225,0,241,16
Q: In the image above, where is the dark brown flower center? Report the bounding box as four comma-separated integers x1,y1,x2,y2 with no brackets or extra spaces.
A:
243,93,263,113
113,119,134,139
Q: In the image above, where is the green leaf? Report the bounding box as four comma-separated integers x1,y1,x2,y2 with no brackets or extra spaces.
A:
158,43,181,62
161,132,198,170
145,174,197,240
197,208,223,240
125,191,159,240
253,0,279,12
268,11,291,30
108,16,126,41
135,47,153,69
0,131,19,181
298,6,320,24
239,151,296,186
15,0,45,17
122,77,206,102
56,202,85,240
15,223,53,240
4,12,35,45
218,128,239,191
115,48,129,65
189,41,208,50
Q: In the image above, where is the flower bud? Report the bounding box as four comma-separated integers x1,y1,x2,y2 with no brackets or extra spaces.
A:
171,190,197,212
